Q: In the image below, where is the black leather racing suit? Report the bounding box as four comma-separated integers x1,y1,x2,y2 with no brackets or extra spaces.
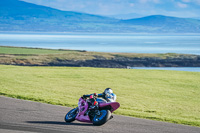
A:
83,93,107,104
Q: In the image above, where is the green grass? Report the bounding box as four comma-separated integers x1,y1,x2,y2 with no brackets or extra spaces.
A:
0,65,200,127
0,46,78,55
0,46,194,59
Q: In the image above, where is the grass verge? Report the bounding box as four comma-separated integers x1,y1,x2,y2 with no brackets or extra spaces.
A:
1,46,199,67
0,65,200,127
0,46,196,59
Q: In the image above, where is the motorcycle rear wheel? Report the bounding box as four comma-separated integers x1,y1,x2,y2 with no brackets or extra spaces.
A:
64,108,78,123
92,110,111,126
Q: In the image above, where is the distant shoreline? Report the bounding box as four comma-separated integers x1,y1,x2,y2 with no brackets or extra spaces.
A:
0,46,200,68
131,67,200,72
1,31,200,35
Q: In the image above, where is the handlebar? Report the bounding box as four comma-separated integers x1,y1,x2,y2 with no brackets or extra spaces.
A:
83,93,103,99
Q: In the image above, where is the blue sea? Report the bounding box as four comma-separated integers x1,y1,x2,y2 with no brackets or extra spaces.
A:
0,32,200,72
131,67,200,72
0,32,200,55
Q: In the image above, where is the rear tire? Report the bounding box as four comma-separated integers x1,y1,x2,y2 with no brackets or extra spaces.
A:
64,108,78,123
92,110,111,126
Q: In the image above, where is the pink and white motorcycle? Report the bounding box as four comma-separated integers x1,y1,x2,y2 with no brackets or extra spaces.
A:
64,93,120,126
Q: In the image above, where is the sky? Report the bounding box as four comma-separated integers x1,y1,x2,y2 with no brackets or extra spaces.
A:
21,0,200,18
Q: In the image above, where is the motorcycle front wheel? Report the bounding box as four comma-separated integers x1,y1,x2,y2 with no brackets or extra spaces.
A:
64,108,78,123
92,110,111,126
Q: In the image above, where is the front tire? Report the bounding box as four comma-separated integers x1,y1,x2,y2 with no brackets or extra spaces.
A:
92,110,111,126
64,108,78,123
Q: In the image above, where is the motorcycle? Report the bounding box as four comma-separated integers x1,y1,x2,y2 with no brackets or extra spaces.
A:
64,93,120,126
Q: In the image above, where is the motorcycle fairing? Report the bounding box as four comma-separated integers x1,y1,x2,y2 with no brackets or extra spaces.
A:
75,97,91,123
99,102,120,113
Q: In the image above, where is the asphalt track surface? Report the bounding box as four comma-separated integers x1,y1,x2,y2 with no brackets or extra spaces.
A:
0,96,200,133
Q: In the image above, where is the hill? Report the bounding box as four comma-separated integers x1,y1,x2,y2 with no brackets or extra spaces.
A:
0,0,118,32
108,13,145,19
0,0,200,33
0,0,115,23
121,15,200,33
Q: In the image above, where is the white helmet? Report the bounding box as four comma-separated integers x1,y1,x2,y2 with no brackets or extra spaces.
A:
104,88,116,102
104,88,113,94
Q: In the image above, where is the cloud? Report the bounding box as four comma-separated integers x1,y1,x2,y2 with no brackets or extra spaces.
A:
138,0,160,4
182,0,200,5
153,0,160,3
129,3,135,7
177,2,188,8
194,0,200,4
139,0,148,3
182,0,190,2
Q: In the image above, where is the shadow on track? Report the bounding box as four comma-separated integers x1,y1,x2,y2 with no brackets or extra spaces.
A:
26,121,94,126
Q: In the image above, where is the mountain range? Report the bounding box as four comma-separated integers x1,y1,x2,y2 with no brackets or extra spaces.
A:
0,0,200,33
108,13,145,20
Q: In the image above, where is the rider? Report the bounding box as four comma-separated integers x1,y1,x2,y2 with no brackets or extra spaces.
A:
83,88,116,104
